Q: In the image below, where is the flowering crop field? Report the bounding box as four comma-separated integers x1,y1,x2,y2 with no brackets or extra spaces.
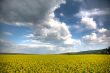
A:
0,54,110,73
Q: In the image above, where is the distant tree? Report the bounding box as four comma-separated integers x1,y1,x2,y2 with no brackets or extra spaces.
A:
105,48,108,54
107,46,110,54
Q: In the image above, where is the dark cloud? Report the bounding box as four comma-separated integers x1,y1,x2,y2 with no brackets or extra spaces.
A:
0,0,64,23
0,39,14,53
82,0,110,10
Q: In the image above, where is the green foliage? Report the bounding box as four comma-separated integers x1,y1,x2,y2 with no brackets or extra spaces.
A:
107,46,110,54
0,54,110,73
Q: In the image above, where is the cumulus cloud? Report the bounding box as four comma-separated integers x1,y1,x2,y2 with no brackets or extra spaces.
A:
75,8,110,30
82,27,110,50
98,28,107,33
25,18,81,52
82,31,110,45
0,0,81,53
81,16,97,29
75,9,100,29
82,33,98,44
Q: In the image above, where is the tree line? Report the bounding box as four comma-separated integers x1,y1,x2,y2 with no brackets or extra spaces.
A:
102,46,110,54
106,46,110,54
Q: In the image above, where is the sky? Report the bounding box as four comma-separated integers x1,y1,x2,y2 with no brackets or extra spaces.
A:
0,0,110,54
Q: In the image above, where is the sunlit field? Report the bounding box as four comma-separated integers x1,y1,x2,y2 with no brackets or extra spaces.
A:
0,54,110,73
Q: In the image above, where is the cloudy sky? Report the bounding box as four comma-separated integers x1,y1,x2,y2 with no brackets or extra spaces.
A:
0,0,110,54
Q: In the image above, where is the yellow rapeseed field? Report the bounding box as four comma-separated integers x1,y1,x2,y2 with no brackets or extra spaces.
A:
0,54,110,73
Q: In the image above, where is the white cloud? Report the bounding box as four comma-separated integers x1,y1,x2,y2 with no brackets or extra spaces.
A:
25,34,34,38
19,39,80,53
73,0,84,2
75,8,110,17
18,43,55,51
49,12,55,18
47,18,73,45
98,28,107,33
0,39,79,53
60,13,64,16
82,33,97,43
75,8,110,30
3,32,13,36
81,16,97,29
82,27,110,50
25,17,81,52
82,32,110,45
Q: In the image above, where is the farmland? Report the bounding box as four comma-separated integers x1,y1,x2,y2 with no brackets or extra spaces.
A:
0,54,110,73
